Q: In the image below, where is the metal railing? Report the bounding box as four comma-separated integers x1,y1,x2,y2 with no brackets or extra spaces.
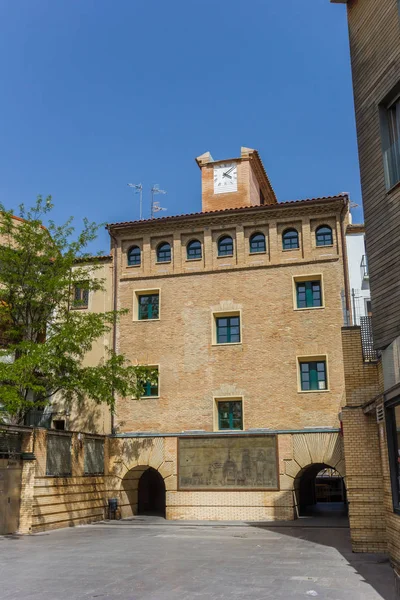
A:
24,410,53,429
383,137,400,190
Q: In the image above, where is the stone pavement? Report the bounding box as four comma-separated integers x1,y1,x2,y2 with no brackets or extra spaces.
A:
0,517,397,600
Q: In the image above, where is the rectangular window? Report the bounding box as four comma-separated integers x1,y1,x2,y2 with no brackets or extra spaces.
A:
216,315,240,344
300,360,327,391
296,281,322,308
72,283,89,309
138,293,159,320
139,366,159,397
382,95,400,189
217,400,243,430
386,401,400,513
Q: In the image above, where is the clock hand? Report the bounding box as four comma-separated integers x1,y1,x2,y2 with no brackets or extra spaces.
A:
225,166,236,175
222,173,232,179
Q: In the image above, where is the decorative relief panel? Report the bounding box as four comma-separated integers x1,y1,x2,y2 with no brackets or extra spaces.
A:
178,435,278,490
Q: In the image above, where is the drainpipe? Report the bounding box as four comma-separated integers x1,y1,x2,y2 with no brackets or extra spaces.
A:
340,196,352,326
107,226,118,435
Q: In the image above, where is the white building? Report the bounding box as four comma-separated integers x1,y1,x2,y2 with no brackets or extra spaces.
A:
346,222,371,325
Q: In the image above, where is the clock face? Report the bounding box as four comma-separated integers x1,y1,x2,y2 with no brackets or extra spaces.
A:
213,162,238,194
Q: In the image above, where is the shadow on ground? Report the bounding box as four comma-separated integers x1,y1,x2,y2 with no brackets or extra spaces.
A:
248,504,396,600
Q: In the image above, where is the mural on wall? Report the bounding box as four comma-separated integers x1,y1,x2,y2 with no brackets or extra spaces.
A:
178,435,278,490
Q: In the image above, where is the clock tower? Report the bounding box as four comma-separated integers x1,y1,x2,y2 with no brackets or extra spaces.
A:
196,147,277,213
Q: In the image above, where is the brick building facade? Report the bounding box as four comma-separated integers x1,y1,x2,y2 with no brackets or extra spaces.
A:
105,147,351,522
331,0,400,578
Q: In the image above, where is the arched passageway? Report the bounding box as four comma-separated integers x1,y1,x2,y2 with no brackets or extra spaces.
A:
137,467,166,517
295,463,347,518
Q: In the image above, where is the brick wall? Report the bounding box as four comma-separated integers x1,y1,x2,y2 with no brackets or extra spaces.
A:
18,429,108,533
114,201,348,435
341,326,400,562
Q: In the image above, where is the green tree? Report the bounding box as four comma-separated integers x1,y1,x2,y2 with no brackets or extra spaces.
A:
0,196,156,425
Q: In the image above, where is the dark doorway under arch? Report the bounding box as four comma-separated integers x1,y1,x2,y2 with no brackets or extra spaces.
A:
296,463,347,518
138,468,166,517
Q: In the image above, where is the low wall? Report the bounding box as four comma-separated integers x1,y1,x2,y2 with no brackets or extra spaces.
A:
18,428,108,533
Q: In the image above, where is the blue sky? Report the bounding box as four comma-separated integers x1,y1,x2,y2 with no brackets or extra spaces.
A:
0,0,359,254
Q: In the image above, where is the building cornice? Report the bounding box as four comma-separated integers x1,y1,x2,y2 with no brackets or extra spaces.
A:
107,195,348,235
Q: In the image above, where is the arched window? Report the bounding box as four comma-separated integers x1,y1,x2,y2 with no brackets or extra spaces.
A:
316,225,333,247
218,235,234,257
249,232,266,254
187,239,202,260
282,228,299,250
127,245,141,266
157,242,171,263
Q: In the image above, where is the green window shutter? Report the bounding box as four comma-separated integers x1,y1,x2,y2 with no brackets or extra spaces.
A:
309,362,318,390
305,282,313,307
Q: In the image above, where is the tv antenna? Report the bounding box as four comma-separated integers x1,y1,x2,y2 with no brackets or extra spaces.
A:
127,183,143,220
151,185,167,219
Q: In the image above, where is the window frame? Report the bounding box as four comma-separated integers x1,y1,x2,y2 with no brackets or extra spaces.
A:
217,235,234,257
212,311,242,346
214,397,244,431
156,241,172,263
72,282,90,310
385,396,400,515
298,356,329,392
186,239,202,261
380,88,400,191
127,245,141,267
315,225,333,247
249,232,266,254
138,365,160,399
293,275,324,311
282,228,299,251
134,289,161,321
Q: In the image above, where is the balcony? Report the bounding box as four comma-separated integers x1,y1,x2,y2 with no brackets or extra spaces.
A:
360,255,369,289
383,137,400,190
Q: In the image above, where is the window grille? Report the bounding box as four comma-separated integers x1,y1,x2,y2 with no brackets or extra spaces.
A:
0,431,22,458
360,316,378,362
46,433,72,476
84,438,104,475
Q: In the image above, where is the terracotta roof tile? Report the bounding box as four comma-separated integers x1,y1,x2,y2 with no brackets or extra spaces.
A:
107,194,348,230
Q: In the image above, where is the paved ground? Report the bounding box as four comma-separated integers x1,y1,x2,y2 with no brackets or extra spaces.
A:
0,517,397,600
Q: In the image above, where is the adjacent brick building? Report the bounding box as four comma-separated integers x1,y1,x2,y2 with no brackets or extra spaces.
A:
331,0,400,579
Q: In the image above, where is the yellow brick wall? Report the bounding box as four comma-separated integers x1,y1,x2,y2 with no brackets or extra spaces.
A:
341,326,400,563
18,429,108,533
115,203,347,435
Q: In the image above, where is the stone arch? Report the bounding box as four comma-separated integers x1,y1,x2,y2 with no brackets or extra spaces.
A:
282,432,346,517
294,462,346,516
108,437,177,519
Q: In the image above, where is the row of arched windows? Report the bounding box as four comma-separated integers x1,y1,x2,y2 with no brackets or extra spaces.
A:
127,225,333,266
282,225,333,250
